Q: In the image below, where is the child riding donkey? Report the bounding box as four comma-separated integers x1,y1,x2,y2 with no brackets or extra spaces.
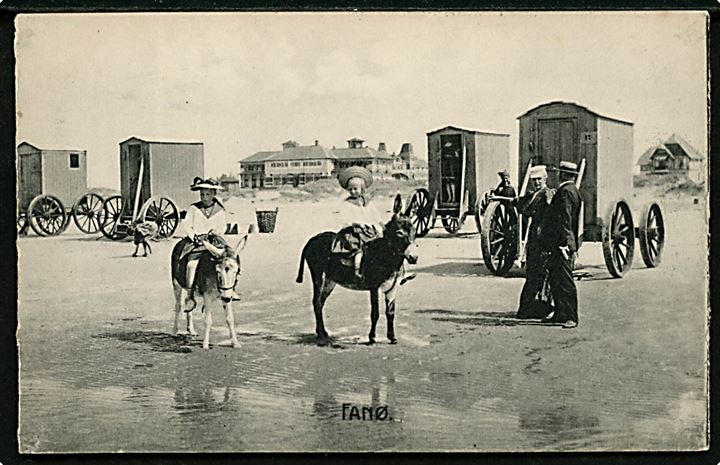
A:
177,177,240,311
296,167,418,346
331,167,386,279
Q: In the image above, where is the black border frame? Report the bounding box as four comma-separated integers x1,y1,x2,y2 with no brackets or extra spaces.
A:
1,3,717,465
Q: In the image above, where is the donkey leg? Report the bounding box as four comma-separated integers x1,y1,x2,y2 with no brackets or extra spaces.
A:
224,302,240,348
172,280,183,335
368,289,380,345
186,308,197,336
202,298,212,350
385,284,399,344
385,292,397,344
313,279,335,345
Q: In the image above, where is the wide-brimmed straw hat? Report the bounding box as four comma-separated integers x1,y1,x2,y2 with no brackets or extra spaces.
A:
190,177,224,191
558,161,579,174
338,166,373,189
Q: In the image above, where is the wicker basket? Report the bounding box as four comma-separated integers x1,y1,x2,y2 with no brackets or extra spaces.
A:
255,208,278,233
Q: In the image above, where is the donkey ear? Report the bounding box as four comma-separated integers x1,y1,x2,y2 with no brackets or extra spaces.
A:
234,234,249,254
393,194,403,214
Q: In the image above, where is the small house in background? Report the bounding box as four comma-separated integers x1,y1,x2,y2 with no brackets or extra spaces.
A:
17,142,88,210
637,134,705,183
217,175,240,192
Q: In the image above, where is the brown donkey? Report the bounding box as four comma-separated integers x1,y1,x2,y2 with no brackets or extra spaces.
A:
296,195,418,346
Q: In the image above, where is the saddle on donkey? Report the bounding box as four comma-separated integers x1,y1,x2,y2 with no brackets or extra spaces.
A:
330,224,380,280
172,232,236,289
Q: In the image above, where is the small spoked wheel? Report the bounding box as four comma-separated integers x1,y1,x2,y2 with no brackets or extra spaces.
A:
100,195,130,240
441,216,461,235
601,200,635,278
28,194,67,237
72,193,105,234
481,201,518,275
639,202,665,268
140,196,180,239
406,188,433,238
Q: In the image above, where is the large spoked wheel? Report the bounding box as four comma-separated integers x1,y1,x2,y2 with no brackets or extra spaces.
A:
27,195,67,237
72,193,105,234
140,196,180,239
441,216,461,235
406,188,433,238
481,201,518,276
100,195,130,240
602,200,635,278
639,202,665,268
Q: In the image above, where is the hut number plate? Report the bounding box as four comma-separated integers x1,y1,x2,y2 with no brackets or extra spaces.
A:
581,132,597,144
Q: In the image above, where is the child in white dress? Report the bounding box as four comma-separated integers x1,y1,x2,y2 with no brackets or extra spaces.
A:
331,167,385,278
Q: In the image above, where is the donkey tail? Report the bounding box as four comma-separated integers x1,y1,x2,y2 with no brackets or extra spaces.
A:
296,248,306,284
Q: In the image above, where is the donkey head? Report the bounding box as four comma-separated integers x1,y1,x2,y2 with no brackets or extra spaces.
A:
202,234,249,302
384,194,418,265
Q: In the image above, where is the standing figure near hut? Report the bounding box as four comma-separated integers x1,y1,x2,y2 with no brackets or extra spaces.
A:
331,167,385,279
480,169,517,215
493,170,517,199
542,161,582,329
178,177,238,311
131,220,159,257
512,166,555,319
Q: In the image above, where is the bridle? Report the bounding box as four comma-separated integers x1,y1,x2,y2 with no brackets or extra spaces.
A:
213,255,241,294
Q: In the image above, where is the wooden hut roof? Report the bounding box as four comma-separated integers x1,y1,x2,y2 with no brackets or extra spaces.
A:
426,125,509,137
17,141,85,152
517,101,633,126
119,136,203,145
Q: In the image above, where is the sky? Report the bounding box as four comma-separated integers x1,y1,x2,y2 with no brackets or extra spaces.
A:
15,12,708,189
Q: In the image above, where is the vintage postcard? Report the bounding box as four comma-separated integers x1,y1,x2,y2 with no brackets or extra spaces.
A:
15,11,708,452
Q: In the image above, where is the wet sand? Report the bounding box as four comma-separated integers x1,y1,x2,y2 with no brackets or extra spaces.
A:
17,192,708,452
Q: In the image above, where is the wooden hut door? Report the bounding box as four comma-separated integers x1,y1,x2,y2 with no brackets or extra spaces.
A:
127,144,150,214
439,134,462,206
19,153,42,210
538,118,576,187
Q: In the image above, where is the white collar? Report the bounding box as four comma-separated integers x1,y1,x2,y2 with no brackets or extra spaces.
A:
558,181,575,188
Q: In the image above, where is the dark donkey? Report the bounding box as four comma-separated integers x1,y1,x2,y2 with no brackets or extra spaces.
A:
296,195,418,346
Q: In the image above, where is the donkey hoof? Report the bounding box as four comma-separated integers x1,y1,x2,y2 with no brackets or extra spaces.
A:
316,337,329,347
388,338,398,345
368,338,376,345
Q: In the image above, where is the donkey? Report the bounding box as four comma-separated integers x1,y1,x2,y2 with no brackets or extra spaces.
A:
296,195,418,346
170,234,249,350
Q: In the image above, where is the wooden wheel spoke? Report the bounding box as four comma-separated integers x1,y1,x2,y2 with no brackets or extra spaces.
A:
616,245,627,265
492,243,504,260
649,240,658,256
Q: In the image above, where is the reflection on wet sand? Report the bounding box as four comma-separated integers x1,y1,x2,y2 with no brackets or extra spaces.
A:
518,390,601,450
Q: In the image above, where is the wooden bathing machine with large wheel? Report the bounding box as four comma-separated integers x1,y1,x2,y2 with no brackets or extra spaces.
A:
406,126,511,237
100,137,204,240
481,101,665,278
17,142,106,237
